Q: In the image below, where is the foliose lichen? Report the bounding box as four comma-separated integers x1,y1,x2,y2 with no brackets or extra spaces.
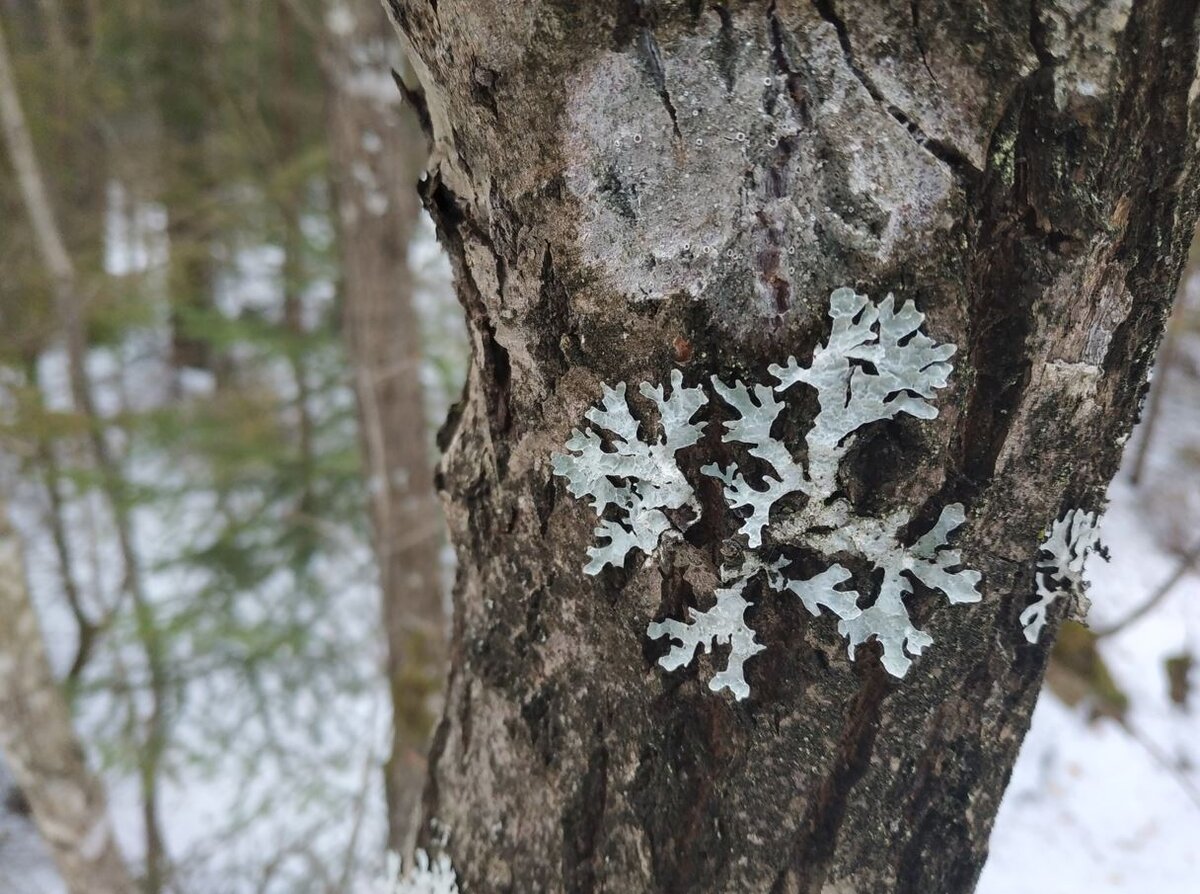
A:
1022,508,1102,644
555,288,983,697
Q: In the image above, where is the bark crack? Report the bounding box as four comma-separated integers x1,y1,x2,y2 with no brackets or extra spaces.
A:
419,173,513,446
620,0,683,138
641,29,682,138
766,0,812,122
1028,0,1058,69
770,667,893,893
909,0,939,85
809,0,980,181
713,3,739,93
390,67,434,145
562,734,610,893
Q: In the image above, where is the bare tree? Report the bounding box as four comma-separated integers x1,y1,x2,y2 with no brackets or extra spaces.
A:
0,498,135,894
320,0,447,857
385,1,1200,891
0,16,169,890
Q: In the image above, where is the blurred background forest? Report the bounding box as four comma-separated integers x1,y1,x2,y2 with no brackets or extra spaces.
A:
0,1,462,890
0,1,1196,893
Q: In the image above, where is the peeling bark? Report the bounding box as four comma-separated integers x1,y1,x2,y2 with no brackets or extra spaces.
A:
387,1,1200,891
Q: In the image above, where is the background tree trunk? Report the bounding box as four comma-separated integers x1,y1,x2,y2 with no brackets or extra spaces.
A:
0,15,168,887
387,1,1200,891
321,0,447,858
0,499,135,894
155,0,220,376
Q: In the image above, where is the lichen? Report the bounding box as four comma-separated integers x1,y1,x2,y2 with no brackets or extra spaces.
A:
705,287,955,535
551,369,706,574
384,849,459,894
829,503,982,677
562,26,956,310
646,576,765,700
1022,508,1101,644
558,288,982,697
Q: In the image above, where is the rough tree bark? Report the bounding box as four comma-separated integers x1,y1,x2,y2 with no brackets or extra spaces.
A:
320,0,447,856
0,500,135,894
386,2,1200,891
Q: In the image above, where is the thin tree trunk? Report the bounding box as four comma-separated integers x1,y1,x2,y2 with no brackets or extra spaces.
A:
386,1,1200,891
156,0,220,376
0,499,135,894
321,1,447,857
0,17,169,891
278,1,318,540
29,356,96,683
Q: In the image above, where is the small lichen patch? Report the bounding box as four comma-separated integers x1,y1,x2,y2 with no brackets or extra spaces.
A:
647,576,765,700
1022,508,1102,644
1038,0,1132,111
552,369,706,574
384,849,459,894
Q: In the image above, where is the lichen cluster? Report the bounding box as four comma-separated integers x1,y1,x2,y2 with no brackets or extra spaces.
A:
553,288,983,698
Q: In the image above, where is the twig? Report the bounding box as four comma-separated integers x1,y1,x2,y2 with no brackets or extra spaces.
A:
1119,718,1200,814
1093,539,1200,639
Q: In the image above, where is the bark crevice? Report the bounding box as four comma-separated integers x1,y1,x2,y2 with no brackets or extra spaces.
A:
770,666,893,894
809,0,981,181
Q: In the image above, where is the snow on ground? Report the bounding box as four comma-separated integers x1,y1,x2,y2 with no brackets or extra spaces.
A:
979,481,1200,893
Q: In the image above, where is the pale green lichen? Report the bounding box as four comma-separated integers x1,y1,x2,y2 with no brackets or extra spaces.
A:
552,369,706,574
646,577,764,700
1022,508,1101,643
557,289,982,698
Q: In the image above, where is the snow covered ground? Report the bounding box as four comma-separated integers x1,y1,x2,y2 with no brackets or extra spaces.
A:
979,481,1200,893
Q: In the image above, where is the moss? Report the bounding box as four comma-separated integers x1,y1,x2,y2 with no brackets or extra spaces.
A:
1048,621,1129,720
390,630,442,743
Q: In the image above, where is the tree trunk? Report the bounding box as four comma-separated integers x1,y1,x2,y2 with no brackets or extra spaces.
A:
0,500,135,894
322,0,447,857
0,16,168,888
387,2,1200,891
156,0,220,375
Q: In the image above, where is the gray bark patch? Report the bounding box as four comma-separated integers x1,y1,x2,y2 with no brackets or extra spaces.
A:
563,17,957,313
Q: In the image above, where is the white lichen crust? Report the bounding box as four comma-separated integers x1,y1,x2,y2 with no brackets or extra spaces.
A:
557,289,983,698
384,849,459,894
1021,508,1101,643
